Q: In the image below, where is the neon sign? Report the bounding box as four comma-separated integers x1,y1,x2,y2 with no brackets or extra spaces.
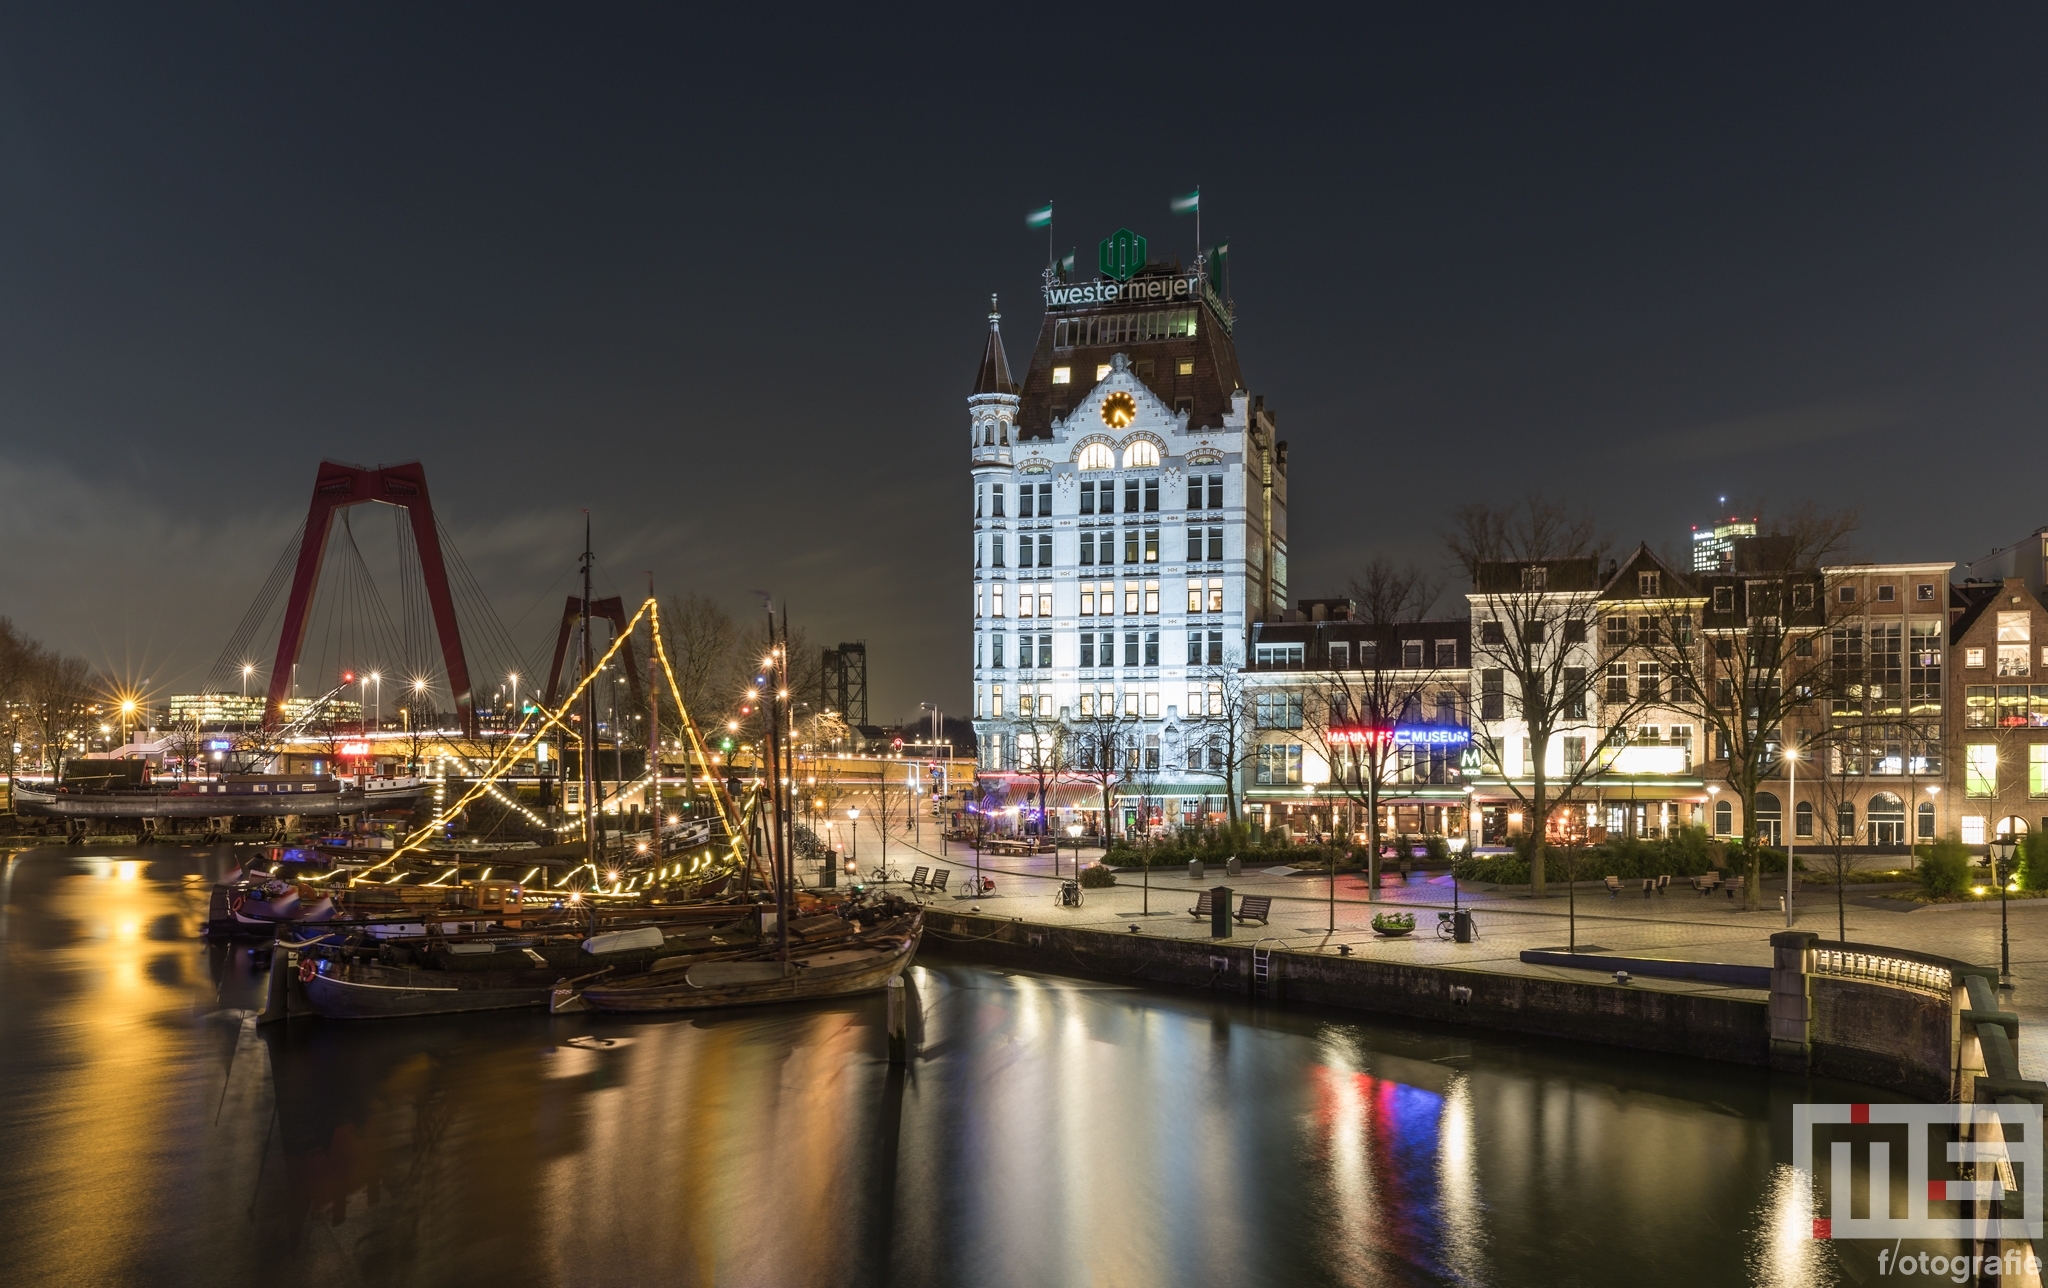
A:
340,742,371,757
1394,726,1471,747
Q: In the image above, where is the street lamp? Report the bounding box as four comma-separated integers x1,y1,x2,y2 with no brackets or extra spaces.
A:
1448,835,1469,941
119,698,137,748
1783,745,1799,929
1066,822,1082,881
1990,824,2023,991
847,806,859,876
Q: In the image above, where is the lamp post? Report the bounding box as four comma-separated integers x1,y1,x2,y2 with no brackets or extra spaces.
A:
1991,825,2022,991
844,806,858,887
1066,822,1082,881
1448,834,1469,942
119,699,137,749
241,664,254,732
1784,745,1799,928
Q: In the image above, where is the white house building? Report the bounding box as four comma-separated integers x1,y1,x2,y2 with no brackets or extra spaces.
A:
968,236,1289,834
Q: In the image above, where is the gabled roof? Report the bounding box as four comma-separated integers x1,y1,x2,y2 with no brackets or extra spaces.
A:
971,295,1017,396
1950,578,2046,645
1469,558,1602,595
1597,544,1699,602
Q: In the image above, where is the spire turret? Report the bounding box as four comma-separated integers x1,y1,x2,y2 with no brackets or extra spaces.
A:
972,293,1017,395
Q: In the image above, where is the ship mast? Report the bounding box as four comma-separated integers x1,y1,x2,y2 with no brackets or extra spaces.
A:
581,514,600,877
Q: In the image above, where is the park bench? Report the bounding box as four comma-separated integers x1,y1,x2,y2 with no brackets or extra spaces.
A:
1190,891,1215,919
924,869,951,899
1655,874,1671,895
1603,876,1623,897
1234,896,1272,925
906,866,930,891
1692,873,1721,895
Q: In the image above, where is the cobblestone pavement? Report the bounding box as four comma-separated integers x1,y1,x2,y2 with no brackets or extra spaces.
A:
849,832,2048,1080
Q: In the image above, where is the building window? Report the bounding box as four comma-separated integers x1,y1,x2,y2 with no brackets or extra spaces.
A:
1639,571,1661,597
992,485,1005,517
992,586,1004,617
1967,744,1997,797
1143,477,1160,510
2000,646,2029,677
1795,801,1814,838
1839,586,1856,604
1918,800,1936,839
1636,661,1660,701
1081,481,1098,515
1606,663,1629,703
1435,641,1457,667
1187,630,1205,667
1124,479,1140,513
1144,631,1160,667
1963,816,1987,844
1052,366,1072,385
1480,621,1504,646
1144,580,1160,614
1123,583,1140,614
1178,359,1195,375
1077,443,1113,471
2032,744,2048,797
1330,641,1350,669
1207,474,1224,509
1096,363,1112,380
1080,531,1095,566
1207,630,1222,665
1564,736,1586,770
1187,579,1203,613
1184,529,1201,562
1713,586,1734,613
1480,669,1504,721
1605,615,1630,648
1080,634,1096,668
1123,529,1140,564
1019,589,1034,617
1917,583,1936,601
1038,533,1053,567
1877,584,1895,602
1208,578,1224,612
991,686,1003,719
1144,529,1159,563
1123,632,1139,668
1254,743,1303,785
1100,580,1115,614
1522,566,1547,592
1019,485,1035,519
992,534,1006,568
1079,586,1095,616
1039,635,1052,668
1255,643,1305,668
1124,690,1140,717
1563,667,1587,719
1402,640,1423,668
1018,534,1033,568
1967,648,1986,668
1714,800,1732,835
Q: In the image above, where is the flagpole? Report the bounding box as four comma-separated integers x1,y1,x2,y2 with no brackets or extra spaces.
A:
1048,199,1054,269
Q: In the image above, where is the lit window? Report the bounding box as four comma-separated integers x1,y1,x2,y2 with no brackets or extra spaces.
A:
1078,691,1094,717
2001,611,2032,642
1188,579,1203,613
1967,744,1997,796
1100,580,1115,614
1077,443,1113,471
2032,745,2048,797
1081,587,1095,616
1096,363,1112,380
975,585,983,618
1125,440,1160,468
992,586,1004,617
1144,689,1161,717
1208,579,1224,612
1052,366,1072,385
1917,583,1936,601
1019,593,1033,618
1967,648,1986,668
1038,592,1051,617
1144,529,1159,562
1962,815,1986,844
991,686,1003,719
1178,359,1194,375
1145,580,1160,614
1125,583,1140,614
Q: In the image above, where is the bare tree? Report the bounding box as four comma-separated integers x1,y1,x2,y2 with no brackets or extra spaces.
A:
1302,561,1449,902
1013,710,1071,838
22,647,94,774
660,592,740,722
1449,498,1648,894
1066,709,1138,842
1189,654,1256,825
1647,505,1860,909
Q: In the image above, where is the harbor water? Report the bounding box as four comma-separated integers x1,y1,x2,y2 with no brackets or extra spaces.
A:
0,846,1919,1286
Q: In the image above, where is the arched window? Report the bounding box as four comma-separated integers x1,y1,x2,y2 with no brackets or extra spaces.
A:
1835,800,1856,841
1870,792,1905,847
1714,799,1733,836
1124,440,1160,468
1076,443,1113,471
1916,800,1936,841
1754,792,1782,845
1794,800,1814,838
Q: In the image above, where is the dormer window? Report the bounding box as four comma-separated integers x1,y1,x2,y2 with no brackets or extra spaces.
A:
1639,571,1660,597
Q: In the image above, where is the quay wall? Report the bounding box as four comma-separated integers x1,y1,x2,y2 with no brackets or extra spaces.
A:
919,911,1772,1069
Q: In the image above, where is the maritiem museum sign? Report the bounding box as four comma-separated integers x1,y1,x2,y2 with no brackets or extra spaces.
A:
1794,1101,2042,1253
1042,227,1217,313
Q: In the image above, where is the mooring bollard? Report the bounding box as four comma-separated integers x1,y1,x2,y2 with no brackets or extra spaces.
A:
1211,885,1233,939
886,976,908,1065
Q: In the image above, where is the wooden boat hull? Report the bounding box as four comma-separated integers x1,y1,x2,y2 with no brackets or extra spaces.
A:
565,919,920,1013
303,961,559,1019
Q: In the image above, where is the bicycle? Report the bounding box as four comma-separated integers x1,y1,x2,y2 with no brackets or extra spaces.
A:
1436,910,1478,941
867,864,900,885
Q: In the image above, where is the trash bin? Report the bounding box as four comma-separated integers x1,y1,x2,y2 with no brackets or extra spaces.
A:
1453,910,1474,943
1226,856,1241,878
1188,859,1204,881
1211,886,1233,938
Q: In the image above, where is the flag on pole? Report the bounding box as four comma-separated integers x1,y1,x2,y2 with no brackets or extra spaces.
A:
1170,189,1200,215
1025,203,1053,229
1058,251,1075,275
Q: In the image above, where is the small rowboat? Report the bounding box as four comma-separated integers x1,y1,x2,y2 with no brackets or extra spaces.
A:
555,912,921,1013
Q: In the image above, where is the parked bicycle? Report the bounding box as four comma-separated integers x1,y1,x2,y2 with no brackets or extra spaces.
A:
1436,910,1478,941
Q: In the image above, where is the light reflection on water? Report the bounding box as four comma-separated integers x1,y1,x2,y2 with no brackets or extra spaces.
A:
0,846,1921,1287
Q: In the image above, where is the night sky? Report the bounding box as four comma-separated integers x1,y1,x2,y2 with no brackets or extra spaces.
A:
1,7,2042,720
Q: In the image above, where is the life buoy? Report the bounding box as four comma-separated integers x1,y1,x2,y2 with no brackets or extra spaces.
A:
229,895,246,914
297,957,317,983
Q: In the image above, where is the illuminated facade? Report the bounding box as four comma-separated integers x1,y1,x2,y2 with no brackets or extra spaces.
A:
968,235,1290,832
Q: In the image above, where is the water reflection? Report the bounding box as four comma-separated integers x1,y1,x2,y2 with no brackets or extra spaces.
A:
0,846,1922,1287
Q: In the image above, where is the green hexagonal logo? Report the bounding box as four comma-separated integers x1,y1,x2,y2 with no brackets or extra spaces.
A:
1097,228,1147,282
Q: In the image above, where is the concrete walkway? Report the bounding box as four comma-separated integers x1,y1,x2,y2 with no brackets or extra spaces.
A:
840,830,2048,1081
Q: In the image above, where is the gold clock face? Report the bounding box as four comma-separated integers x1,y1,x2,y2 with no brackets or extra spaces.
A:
1100,391,1137,429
